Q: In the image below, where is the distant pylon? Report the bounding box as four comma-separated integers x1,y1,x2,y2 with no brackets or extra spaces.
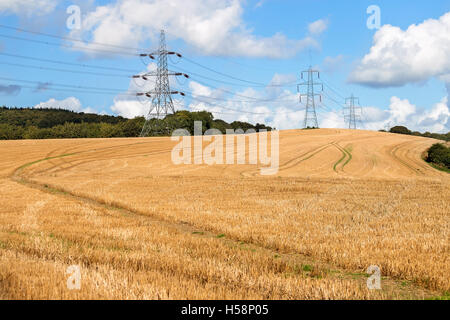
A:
134,30,188,137
344,94,362,129
298,66,323,128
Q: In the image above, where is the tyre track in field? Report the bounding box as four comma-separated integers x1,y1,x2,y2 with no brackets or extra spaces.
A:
388,141,424,176
240,142,335,177
30,140,173,176
332,143,349,173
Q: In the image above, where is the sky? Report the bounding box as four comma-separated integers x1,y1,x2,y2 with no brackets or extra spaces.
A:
0,0,449,133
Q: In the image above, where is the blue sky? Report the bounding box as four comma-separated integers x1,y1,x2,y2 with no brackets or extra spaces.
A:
0,0,449,132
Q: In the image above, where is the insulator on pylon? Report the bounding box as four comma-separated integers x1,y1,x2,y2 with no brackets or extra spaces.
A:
167,51,182,58
146,93,152,98
149,55,155,60
136,93,145,96
132,75,140,78
139,54,147,57
142,76,148,80
183,74,189,79
179,92,185,96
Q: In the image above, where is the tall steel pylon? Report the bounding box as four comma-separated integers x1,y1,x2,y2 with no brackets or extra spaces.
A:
344,94,362,129
135,30,188,137
298,66,323,128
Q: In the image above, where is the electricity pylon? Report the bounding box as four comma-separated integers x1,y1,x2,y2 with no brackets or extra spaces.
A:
344,94,362,129
134,30,188,137
298,66,323,128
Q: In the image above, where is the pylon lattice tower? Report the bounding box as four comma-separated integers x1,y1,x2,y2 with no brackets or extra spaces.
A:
344,94,362,129
298,66,323,129
134,30,188,137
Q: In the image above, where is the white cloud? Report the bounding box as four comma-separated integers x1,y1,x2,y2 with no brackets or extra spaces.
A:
0,0,57,16
350,12,450,87
416,96,449,132
308,19,329,35
360,96,449,133
69,0,317,58
33,97,96,113
388,96,416,123
110,99,148,118
319,110,345,129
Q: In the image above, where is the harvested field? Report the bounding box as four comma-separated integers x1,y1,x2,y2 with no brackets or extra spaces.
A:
0,129,449,299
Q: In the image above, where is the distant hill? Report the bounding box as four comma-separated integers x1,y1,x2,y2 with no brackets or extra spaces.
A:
0,107,272,140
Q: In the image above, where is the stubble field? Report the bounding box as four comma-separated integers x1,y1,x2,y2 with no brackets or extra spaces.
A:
0,129,448,299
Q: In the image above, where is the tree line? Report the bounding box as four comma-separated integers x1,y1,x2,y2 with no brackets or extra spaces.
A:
381,126,449,142
0,107,272,140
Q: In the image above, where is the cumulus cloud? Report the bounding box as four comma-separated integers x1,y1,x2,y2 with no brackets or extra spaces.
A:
349,12,450,87
110,99,148,118
69,0,317,58
0,84,21,95
0,0,57,16
33,97,96,113
308,19,329,35
358,96,449,133
320,110,346,129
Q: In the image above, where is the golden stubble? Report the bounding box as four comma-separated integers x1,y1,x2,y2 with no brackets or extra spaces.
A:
0,129,448,299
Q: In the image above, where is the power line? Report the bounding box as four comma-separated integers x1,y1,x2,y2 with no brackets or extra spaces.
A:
2,83,136,96
0,24,144,52
169,64,293,89
175,73,296,102
182,55,296,87
0,76,132,94
0,23,289,87
0,52,138,72
0,23,297,90
181,89,296,104
0,33,138,57
186,95,305,115
0,61,131,78
320,77,347,100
